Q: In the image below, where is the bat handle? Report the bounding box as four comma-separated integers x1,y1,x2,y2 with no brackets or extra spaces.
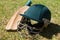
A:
25,0,32,6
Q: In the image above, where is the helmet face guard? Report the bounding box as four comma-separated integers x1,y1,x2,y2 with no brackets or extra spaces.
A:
18,18,44,34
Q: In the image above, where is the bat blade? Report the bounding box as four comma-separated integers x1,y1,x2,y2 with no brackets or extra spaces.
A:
6,6,29,30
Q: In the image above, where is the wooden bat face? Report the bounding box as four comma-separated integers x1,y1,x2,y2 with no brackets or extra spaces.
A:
6,6,29,30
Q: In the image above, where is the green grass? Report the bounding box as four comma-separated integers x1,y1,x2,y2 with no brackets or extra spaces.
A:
0,0,60,40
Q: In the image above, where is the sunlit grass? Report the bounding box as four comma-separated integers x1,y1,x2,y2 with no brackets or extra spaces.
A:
0,0,60,40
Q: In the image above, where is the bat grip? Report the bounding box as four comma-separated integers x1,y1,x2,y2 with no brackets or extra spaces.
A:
25,0,32,6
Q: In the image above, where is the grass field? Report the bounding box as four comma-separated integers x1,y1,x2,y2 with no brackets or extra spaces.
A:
0,0,60,40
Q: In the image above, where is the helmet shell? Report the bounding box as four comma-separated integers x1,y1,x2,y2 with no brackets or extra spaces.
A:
20,4,51,22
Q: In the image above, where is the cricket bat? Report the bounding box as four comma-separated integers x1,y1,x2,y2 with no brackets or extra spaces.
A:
6,6,29,30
